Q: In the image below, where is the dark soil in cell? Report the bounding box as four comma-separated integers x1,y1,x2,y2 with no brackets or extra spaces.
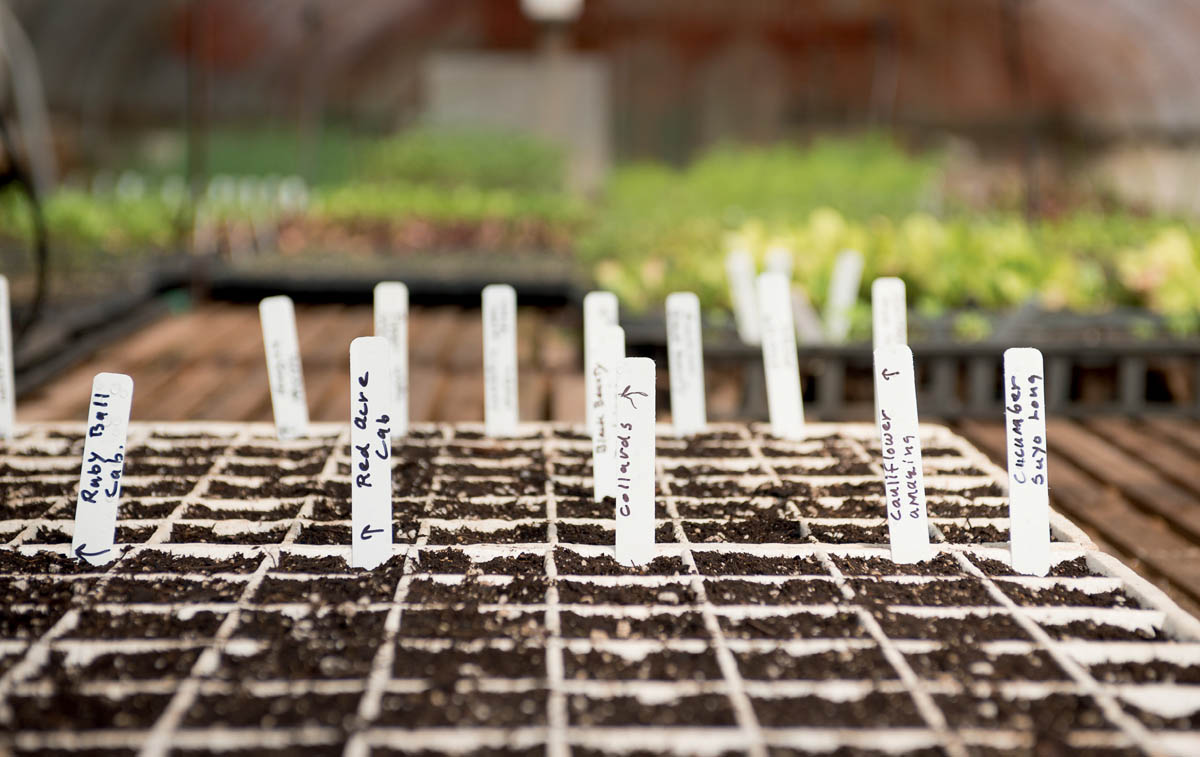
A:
273,553,352,572
685,518,805,544
752,691,923,727
849,578,997,607
427,523,548,545
122,479,198,497
1123,702,1200,730
934,693,1108,731
933,483,1004,498
667,464,764,476
807,523,889,544
256,575,397,603
100,577,243,603
770,750,946,757
938,523,1012,544
1041,619,1168,642
553,549,685,576
49,648,201,680
559,611,708,639
0,499,57,519
235,608,387,640
115,526,155,544
415,548,473,574
478,551,545,574
670,479,751,498
556,523,611,545
933,466,988,476
393,643,546,682
30,526,70,544
183,503,299,520
970,554,1099,578
8,692,172,730
564,649,721,681
442,445,540,460
221,460,327,477
552,461,590,476
1090,659,1200,684
183,692,361,729
67,610,224,639
693,552,827,576
675,499,780,519
425,498,544,519
169,523,289,544
832,553,963,576
558,580,695,606
309,496,350,521
568,694,736,726
116,550,261,574
872,610,1031,641
127,444,220,458
925,501,1007,518
0,576,94,605
174,749,343,757
0,548,116,578
439,463,526,477
377,689,548,727
556,496,609,518
295,524,349,545
706,579,843,605
820,481,884,497
798,498,882,519
232,445,323,460
922,446,961,457
907,648,1067,682
718,612,866,640
440,477,546,498
2,607,69,638
121,500,181,519
6,480,75,498
996,581,1141,609
397,608,546,640
751,480,814,499
657,443,752,458
407,576,548,605
737,647,897,680
776,461,875,476
123,460,214,476
217,637,378,681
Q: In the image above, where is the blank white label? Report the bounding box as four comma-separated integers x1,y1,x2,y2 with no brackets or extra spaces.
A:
791,285,826,345
71,373,133,565
0,275,14,439
874,346,933,563
614,357,656,566
583,291,619,437
824,249,864,343
374,282,409,438
1004,347,1051,576
483,284,518,437
259,296,308,440
765,244,793,280
758,273,805,439
871,278,907,350
592,324,625,501
726,249,761,345
666,292,706,436
350,337,394,570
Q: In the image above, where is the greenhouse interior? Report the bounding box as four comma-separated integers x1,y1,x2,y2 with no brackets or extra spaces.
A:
3,1,1200,755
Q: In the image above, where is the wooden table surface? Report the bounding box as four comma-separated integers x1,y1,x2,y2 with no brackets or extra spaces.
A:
16,303,1200,615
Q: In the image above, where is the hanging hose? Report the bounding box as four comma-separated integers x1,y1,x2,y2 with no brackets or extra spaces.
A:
0,114,49,345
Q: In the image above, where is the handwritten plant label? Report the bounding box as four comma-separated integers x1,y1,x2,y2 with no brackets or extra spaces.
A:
666,292,706,436
757,273,805,439
350,337,393,570
71,373,133,565
874,346,932,563
615,357,655,566
592,324,625,501
871,278,907,350
725,248,761,345
765,243,793,280
259,296,308,440
790,285,825,345
483,284,518,437
583,291,619,437
373,282,409,439
824,249,864,343
1004,347,1051,576
0,275,14,439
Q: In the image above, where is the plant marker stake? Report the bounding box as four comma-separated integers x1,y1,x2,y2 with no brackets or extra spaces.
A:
614,357,655,566
666,292,707,436
824,249,864,343
374,282,409,439
790,285,825,345
725,247,761,345
583,291,619,437
871,277,907,427
71,373,133,566
765,243,793,280
259,295,308,440
350,337,393,570
592,324,625,501
483,284,518,437
1004,347,1051,576
874,345,933,563
0,275,14,439
757,272,805,439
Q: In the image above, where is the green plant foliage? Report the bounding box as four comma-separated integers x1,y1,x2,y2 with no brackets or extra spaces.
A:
310,182,587,227
359,128,566,192
0,186,180,253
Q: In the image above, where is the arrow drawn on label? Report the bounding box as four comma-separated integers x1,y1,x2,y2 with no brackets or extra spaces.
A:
74,544,110,560
360,525,385,540
881,368,900,381
619,385,648,409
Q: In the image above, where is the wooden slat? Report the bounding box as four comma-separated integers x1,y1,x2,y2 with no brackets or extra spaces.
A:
519,370,550,422
1086,418,1200,499
550,373,586,423
1142,416,1200,457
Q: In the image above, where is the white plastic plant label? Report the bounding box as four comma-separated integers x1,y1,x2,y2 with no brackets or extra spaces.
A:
757,273,805,439
1004,347,1051,576
666,292,706,436
614,356,655,566
583,291,619,437
824,249,864,343
483,284,519,437
592,324,625,502
725,248,761,345
871,277,907,350
350,337,394,570
790,285,825,345
71,373,133,565
874,345,933,563
373,282,409,439
259,295,308,440
0,275,14,439
765,243,793,280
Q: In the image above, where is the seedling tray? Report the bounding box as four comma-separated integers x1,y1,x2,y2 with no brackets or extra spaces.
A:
2,422,1199,756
